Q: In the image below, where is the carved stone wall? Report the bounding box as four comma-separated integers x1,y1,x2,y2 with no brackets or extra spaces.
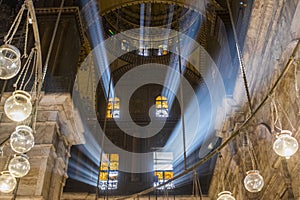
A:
0,94,84,199
209,0,300,199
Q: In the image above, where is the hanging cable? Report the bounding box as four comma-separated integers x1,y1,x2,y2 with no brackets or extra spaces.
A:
13,47,35,90
226,0,253,114
22,9,30,58
271,96,282,130
226,0,262,175
42,0,65,83
4,4,26,44
175,1,187,171
192,171,203,200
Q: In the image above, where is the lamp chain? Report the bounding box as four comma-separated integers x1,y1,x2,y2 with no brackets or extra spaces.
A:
271,96,282,131
226,0,253,114
294,59,300,100
23,48,37,90
192,171,203,200
13,47,35,90
42,0,65,83
4,4,26,44
23,9,30,58
3,153,12,171
277,100,296,131
293,59,300,115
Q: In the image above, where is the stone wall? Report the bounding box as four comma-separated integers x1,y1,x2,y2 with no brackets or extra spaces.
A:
0,94,84,199
209,0,300,199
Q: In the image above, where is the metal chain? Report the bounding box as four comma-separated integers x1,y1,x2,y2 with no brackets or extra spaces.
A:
192,171,203,200
23,9,30,58
277,100,296,131
42,0,65,82
294,60,299,98
226,0,253,114
271,96,282,130
23,49,37,90
20,49,35,89
3,153,12,170
4,4,26,44
14,47,35,90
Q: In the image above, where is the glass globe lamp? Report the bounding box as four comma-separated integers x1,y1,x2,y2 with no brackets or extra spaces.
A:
244,170,264,192
8,155,30,178
0,171,17,193
0,44,21,79
10,125,34,154
273,130,298,159
4,90,32,122
217,191,236,200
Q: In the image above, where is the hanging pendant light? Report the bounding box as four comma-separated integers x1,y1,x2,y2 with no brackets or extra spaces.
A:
273,130,298,159
0,44,21,80
217,191,236,200
0,171,17,193
244,170,264,192
4,90,32,122
8,154,30,178
10,125,34,154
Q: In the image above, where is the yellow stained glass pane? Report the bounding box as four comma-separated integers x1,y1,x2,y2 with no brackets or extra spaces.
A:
102,154,109,162
114,97,120,101
110,154,119,161
161,96,167,100
106,111,113,118
107,102,113,110
154,171,163,180
156,102,162,108
156,96,162,101
164,171,174,180
100,172,108,181
100,162,108,170
161,101,168,108
114,102,120,109
110,162,119,170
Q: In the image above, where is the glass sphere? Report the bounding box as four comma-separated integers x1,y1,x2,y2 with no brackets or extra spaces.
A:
273,130,298,159
8,155,30,178
244,170,264,192
4,90,32,122
0,171,17,193
10,125,34,154
217,191,236,200
0,44,21,79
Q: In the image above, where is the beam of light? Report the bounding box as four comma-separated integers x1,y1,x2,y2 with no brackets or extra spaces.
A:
68,160,98,186
139,3,145,50
163,4,175,47
162,13,203,107
80,0,114,99
144,3,151,47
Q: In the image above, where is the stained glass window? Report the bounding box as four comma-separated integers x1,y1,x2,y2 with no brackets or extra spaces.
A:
156,96,169,118
106,97,120,119
99,153,119,190
158,44,168,56
121,39,130,52
153,152,175,189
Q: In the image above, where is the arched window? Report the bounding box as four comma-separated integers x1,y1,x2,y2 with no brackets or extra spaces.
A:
99,153,119,190
106,97,120,119
121,39,130,52
156,96,169,117
153,152,174,189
